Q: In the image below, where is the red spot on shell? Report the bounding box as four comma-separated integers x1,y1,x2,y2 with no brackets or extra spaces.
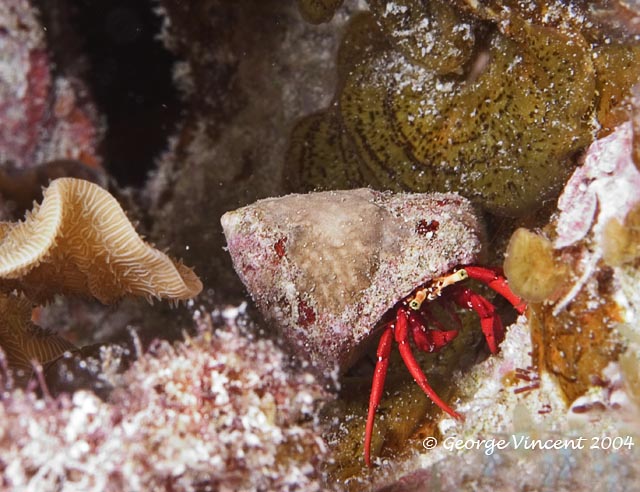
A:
274,237,287,258
415,219,439,236
435,198,462,207
297,299,316,327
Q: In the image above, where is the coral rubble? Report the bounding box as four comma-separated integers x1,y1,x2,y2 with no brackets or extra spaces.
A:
369,320,640,492
0,311,329,492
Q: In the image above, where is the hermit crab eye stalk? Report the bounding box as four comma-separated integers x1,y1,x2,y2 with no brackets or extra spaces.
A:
407,290,427,310
407,269,471,310
427,269,469,300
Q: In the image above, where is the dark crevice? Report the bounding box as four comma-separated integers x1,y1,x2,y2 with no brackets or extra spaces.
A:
38,0,181,187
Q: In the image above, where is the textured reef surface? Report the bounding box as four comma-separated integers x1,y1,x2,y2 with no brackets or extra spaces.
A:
0,0,639,490
289,0,640,216
0,177,201,385
0,0,102,170
364,110,640,492
0,309,329,492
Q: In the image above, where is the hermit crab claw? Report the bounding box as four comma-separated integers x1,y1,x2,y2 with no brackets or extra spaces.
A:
409,310,459,353
364,265,526,466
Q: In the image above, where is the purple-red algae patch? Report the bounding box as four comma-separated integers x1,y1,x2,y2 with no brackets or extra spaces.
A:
274,237,288,259
415,219,440,237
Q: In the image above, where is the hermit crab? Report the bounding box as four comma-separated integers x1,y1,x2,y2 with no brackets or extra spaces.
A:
363,265,526,466
221,189,527,466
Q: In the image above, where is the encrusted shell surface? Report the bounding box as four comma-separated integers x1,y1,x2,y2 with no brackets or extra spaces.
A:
221,189,483,376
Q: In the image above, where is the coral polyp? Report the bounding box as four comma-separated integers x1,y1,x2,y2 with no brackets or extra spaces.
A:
0,314,329,492
0,178,202,381
287,0,640,216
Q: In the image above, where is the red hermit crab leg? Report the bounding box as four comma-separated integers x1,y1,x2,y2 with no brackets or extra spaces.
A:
408,310,458,353
364,309,461,467
394,309,461,421
363,266,525,466
448,285,504,354
463,266,527,314
364,325,394,467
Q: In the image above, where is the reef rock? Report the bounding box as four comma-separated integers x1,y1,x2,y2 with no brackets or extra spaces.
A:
0,0,102,169
554,121,640,250
504,120,640,404
221,189,483,377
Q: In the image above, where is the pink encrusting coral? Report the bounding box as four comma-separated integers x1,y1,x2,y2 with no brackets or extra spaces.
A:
533,120,640,318
221,189,483,377
555,121,640,250
0,310,329,492
0,0,101,169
